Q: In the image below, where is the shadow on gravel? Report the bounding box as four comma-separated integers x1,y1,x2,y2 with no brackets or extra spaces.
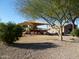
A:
9,42,59,50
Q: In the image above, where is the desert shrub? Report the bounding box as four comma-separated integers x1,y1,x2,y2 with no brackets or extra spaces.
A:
71,29,79,37
14,25,23,37
0,22,23,44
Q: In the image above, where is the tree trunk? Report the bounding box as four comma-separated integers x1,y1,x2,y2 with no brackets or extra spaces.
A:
72,23,75,31
72,17,78,31
59,26,63,41
72,19,75,32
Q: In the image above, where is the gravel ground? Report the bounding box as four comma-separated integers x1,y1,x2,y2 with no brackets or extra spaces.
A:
0,35,79,59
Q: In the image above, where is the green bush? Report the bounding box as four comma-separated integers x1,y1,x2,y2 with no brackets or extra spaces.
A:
0,22,23,44
71,29,79,37
14,25,23,37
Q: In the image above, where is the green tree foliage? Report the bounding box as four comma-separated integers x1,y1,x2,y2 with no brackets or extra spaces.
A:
17,0,79,40
63,0,79,31
0,22,23,44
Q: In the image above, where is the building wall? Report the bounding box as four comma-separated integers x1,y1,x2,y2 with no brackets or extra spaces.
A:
47,24,72,34
47,25,59,34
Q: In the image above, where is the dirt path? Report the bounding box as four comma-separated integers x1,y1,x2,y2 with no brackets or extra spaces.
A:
0,35,79,59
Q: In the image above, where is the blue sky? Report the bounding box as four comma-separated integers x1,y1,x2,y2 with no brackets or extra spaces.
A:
0,0,46,24
0,0,29,23
0,0,79,27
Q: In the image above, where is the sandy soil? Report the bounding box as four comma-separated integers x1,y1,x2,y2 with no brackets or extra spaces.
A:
0,35,79,59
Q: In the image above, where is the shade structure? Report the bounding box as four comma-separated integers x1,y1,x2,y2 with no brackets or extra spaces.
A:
18,21,48,26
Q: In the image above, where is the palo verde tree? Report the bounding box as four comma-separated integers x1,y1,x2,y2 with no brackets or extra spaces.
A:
17,0,79,40
63,0,79,31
